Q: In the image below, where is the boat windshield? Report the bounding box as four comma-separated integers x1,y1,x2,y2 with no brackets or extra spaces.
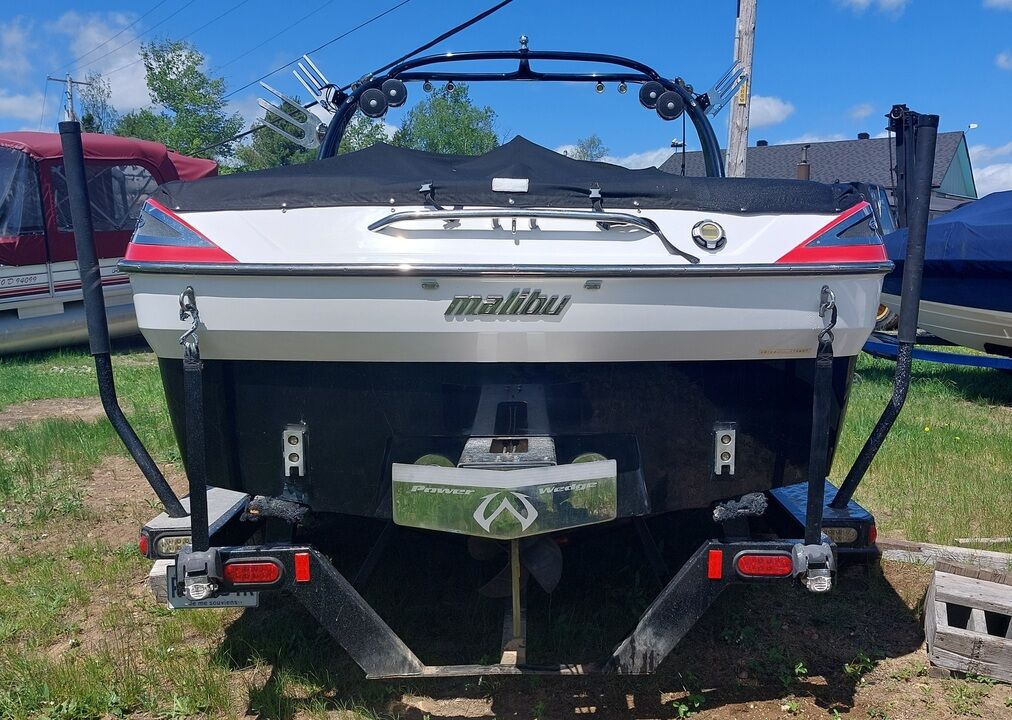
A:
0,148,44,238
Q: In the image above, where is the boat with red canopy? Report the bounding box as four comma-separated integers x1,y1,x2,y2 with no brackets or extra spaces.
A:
0,131,216,354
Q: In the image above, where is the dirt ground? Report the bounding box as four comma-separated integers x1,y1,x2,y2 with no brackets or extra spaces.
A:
28,454,1012,719
0,396,107,429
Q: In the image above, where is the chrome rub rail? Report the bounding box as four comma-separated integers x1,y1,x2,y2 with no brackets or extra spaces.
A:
119,261,894,277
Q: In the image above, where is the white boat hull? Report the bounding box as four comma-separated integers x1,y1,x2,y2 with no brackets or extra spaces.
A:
132,271,883,362
882,293,1012,354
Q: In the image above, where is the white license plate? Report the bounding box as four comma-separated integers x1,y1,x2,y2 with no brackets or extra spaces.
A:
166,564,259,609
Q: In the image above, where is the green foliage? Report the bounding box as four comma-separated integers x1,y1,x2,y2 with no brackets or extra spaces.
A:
234,100,316,173
78,73,117,134
339,114,390,154
392,83,498,155
844,650,878,679
569,134,608,161
115,40,242,160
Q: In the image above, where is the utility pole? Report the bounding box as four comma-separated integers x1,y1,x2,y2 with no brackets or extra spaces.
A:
726,0,756,178
46,74,92,123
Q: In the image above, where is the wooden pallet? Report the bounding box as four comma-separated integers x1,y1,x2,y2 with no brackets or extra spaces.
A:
925,560,1012,683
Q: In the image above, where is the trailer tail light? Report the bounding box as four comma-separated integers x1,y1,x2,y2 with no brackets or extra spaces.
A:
223,560,282,585
294,552,311,583
138,532,150,557
125,199,237,263
777,201,888,264
156,534,191,557
735,552,793,577
706,549,723,580
823,526,859,545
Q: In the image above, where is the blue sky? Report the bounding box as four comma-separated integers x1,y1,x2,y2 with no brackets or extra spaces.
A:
2,0,1011,193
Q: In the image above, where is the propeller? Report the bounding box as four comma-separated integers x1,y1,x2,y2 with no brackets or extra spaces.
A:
468,535,563,597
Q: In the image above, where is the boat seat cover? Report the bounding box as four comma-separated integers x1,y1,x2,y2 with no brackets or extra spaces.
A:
150,136,866,215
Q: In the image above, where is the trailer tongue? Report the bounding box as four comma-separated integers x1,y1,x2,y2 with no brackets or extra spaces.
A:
59,62,937,676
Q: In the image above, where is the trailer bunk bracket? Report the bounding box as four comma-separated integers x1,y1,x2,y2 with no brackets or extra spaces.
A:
168,537,833,679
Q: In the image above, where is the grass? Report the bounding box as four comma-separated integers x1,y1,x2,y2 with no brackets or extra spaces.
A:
831,355,1012,549
0,344,1008,718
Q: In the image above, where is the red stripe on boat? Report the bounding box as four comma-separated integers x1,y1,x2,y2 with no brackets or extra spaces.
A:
777,201,887,264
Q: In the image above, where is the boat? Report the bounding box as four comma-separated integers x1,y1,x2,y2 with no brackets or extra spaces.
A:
0,131,216,354
78,48,937,677
881,189,1012,357
121,60,892,525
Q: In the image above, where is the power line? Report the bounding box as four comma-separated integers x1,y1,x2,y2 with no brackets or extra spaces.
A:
38,79,49,131
213,0,338,75
74,0,197,73
57,0,171,72
104,0,254,77
223,0,414,100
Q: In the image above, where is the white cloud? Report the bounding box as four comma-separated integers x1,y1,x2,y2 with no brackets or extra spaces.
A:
996,52,1012,70
974,163,1012,197
603,147,675,169
0,18,33,76
776,132,848,145
984,0,1012,9
749,95,795,127
849,102,874,121
837,0,909,14
49,12,150,113
969,142,1012,163
0,89,45,121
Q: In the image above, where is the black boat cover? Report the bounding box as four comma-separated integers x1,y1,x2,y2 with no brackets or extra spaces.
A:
153,136,864,214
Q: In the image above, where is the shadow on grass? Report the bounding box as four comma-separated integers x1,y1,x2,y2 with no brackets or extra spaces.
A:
855,356,1012,406
215,519,926,720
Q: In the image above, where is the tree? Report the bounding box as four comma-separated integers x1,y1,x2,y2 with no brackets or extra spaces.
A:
569,134,608,161
234,112,389,172
79,72,118,133
115,40,243,160
392,84,498,155
234,99,316,172
339,115,390,154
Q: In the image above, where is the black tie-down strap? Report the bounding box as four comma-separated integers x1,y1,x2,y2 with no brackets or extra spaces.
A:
804,287,837,546
180,287,211,553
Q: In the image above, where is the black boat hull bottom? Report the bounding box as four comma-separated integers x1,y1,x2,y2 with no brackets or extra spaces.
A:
159,357,856,519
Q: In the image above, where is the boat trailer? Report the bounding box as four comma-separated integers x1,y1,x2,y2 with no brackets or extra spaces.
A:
56,104,939,678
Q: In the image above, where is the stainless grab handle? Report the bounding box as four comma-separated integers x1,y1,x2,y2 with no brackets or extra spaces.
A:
367,208,700,264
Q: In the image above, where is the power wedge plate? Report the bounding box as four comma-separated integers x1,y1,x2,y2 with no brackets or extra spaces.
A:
391,461,617,540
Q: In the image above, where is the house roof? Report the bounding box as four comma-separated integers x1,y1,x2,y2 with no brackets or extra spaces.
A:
0,131,217,181
658,132,965,190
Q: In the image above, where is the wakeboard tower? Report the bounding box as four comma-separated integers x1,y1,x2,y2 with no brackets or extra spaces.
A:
57,32,940,677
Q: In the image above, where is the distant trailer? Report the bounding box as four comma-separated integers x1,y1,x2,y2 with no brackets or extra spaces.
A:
0,131,216,355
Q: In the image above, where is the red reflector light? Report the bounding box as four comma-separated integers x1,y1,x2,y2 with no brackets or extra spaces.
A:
707,549,723,580
735,553,793,577
868,523,878,546
223,560,281,585
294,552,311,583
138,533,149,557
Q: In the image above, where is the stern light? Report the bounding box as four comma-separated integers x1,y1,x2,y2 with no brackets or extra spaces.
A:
125,199,237,263
691,220,726,251
777,201,887,264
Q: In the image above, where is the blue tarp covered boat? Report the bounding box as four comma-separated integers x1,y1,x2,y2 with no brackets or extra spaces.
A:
882,190,1012,356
